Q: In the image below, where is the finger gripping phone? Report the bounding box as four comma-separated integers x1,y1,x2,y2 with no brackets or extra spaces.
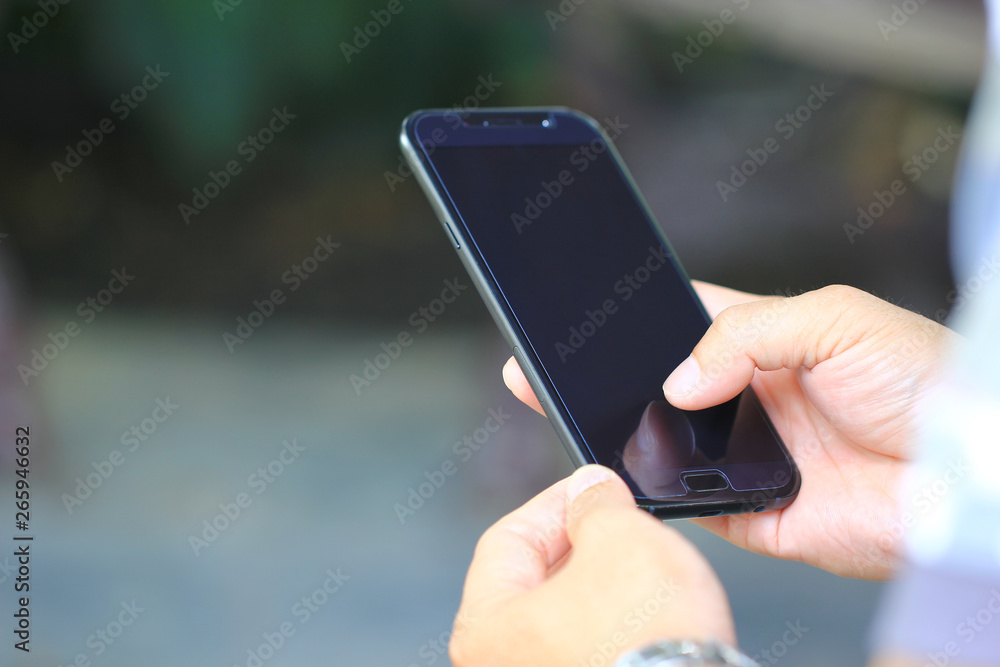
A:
401,107,799,519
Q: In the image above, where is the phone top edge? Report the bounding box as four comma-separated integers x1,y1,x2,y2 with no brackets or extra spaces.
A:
404,107,607,147
404,106,578,122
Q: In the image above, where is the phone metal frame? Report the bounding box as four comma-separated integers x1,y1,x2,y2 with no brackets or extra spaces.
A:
400,107,800,519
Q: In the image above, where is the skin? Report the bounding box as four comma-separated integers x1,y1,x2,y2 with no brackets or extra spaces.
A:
452,282,964,667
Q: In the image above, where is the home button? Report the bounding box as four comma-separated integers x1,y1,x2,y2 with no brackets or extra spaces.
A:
681,471,729,493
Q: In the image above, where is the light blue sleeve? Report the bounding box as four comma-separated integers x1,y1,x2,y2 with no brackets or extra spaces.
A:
872,16,1000,663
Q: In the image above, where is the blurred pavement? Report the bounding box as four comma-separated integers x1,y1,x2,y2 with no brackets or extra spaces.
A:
1,311,881,666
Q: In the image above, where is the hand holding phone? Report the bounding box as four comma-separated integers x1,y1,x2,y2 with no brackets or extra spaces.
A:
505,276,957,580
402,107,798,518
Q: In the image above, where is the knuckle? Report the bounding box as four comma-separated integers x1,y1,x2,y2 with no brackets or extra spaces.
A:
704,302,762,355
814,283,868,308
713,303,751,337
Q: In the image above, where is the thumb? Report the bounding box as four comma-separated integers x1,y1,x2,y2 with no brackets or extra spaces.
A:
564,465,643,543
662,285,884,410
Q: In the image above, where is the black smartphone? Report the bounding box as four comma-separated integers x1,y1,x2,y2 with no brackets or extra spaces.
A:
400,107,799,518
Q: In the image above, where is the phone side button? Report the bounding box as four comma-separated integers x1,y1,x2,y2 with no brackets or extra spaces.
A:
512,346,545,407
445,222,460,248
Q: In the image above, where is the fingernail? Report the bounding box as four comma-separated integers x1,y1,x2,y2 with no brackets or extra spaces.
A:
663,356,701,397
566,465,613,503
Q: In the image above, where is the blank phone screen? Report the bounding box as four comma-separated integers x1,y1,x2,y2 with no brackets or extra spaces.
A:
425,135,791,499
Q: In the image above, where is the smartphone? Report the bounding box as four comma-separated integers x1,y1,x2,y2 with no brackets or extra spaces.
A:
400,107,799,518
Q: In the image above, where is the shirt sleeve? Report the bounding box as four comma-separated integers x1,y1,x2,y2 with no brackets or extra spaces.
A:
871,13,1000,662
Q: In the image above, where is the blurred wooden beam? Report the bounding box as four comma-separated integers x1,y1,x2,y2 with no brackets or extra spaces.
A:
620,0,986,93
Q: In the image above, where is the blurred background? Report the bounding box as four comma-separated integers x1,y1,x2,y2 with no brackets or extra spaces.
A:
0,0,985,664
